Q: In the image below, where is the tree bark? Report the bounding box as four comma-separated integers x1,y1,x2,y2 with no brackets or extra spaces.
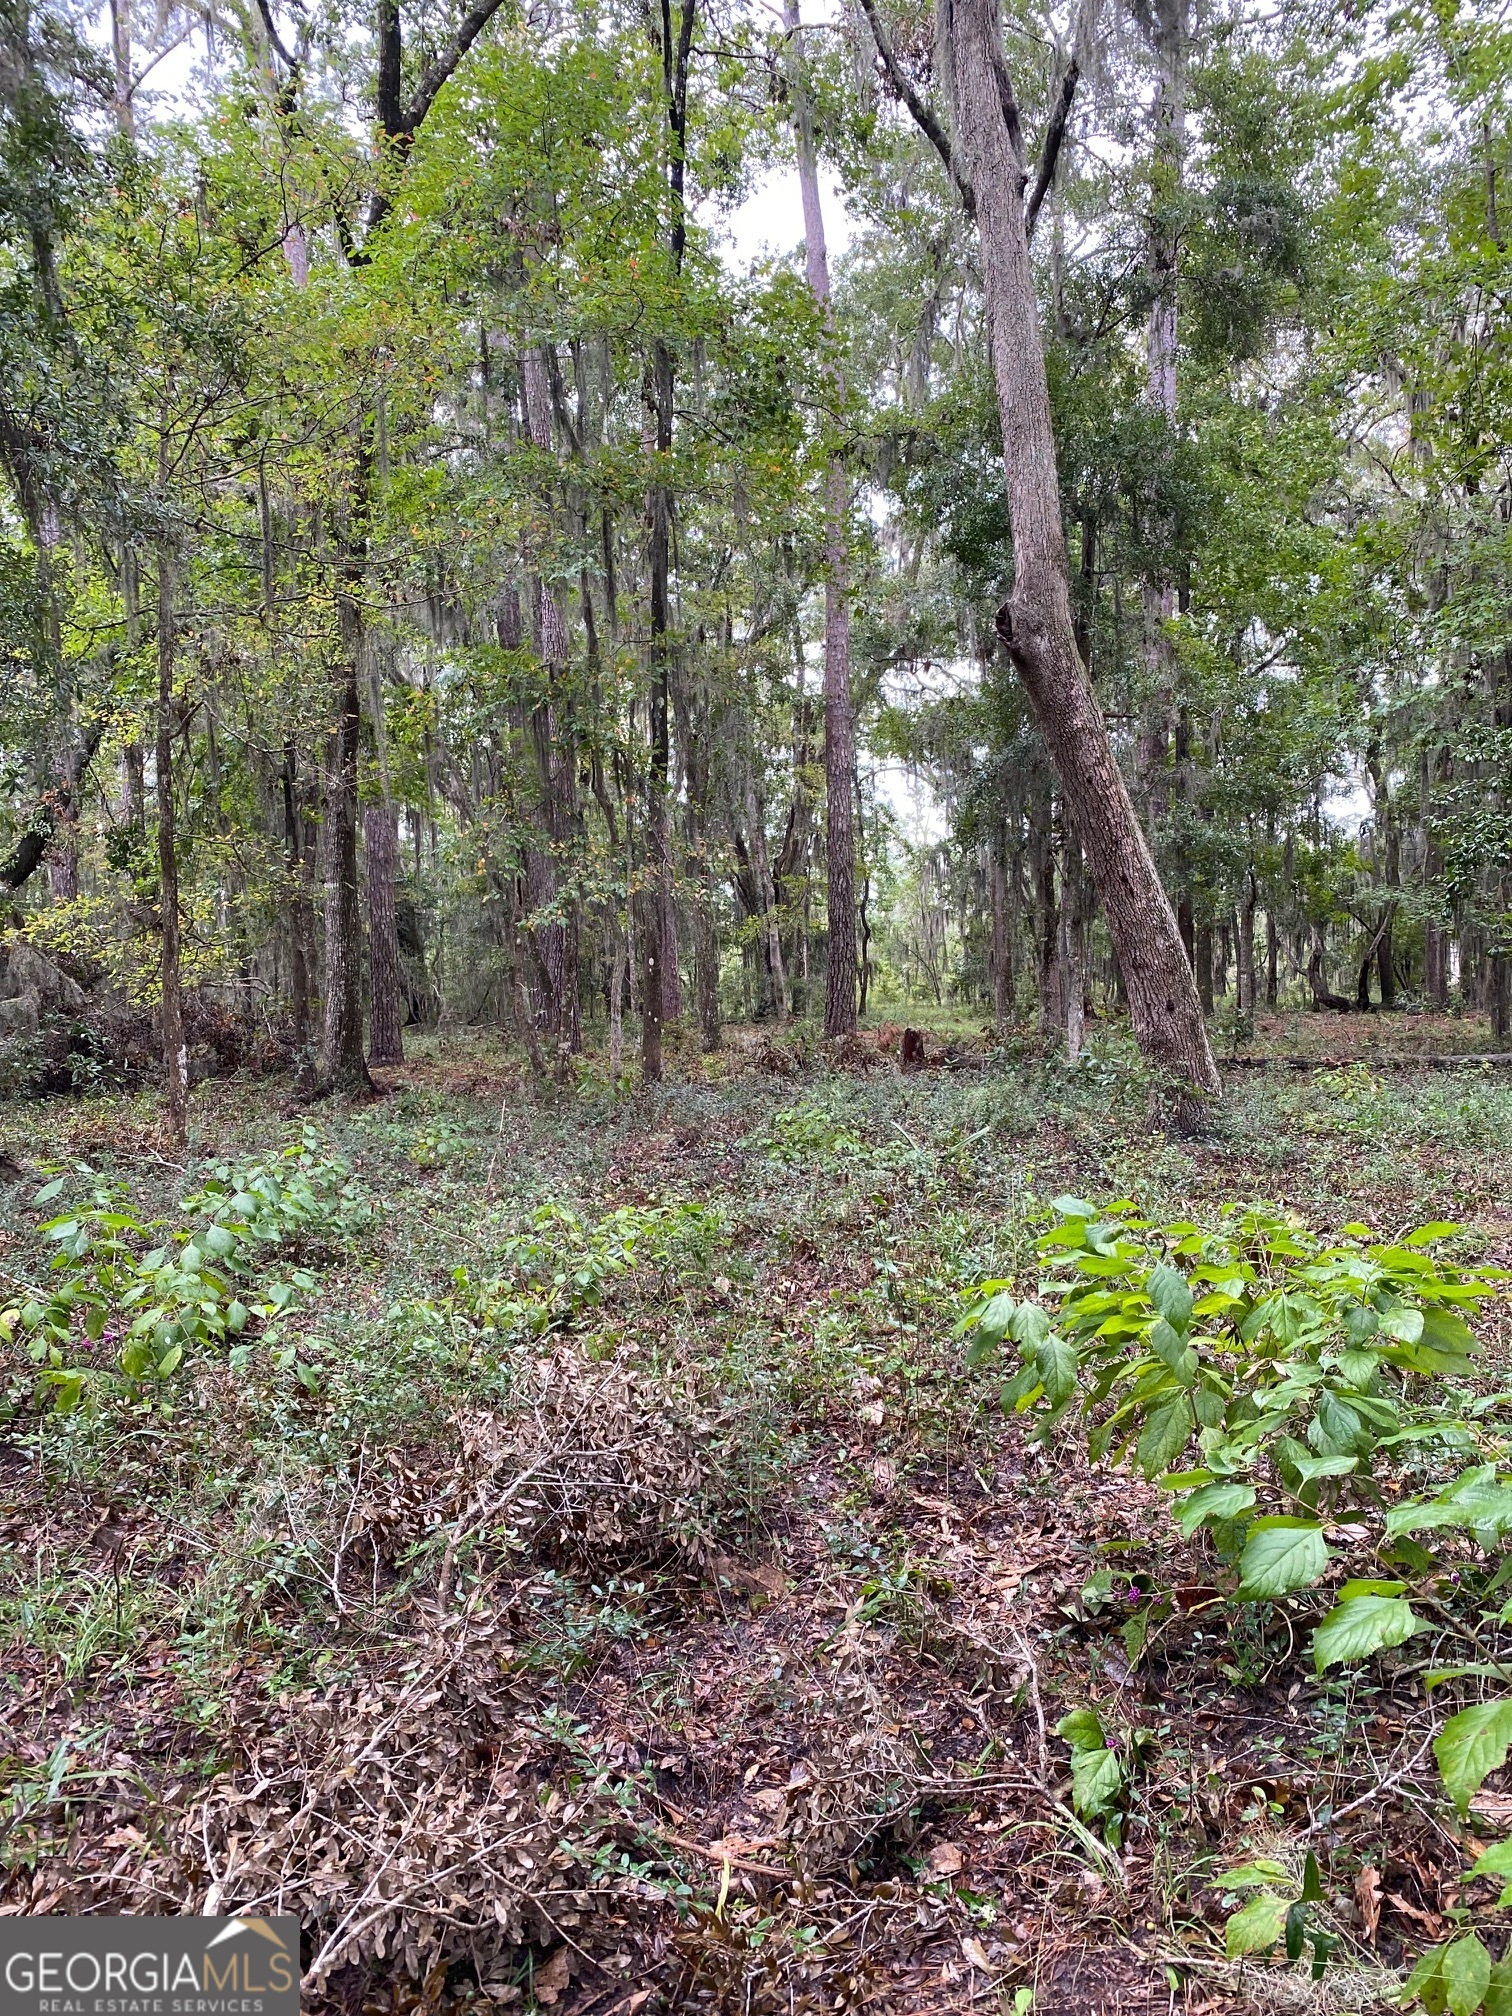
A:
1265,906,1278,1007
787,0,857,1038
321,594,372,1093
156,532,187,1149
1237,868,1257,1018
944,0,1219,1123
281,745,317,1091
364,803,404,1064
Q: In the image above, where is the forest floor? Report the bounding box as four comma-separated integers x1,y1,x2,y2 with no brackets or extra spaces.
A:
2,1011,1510,2016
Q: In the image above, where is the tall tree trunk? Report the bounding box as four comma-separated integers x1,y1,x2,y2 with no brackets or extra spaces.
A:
364,805,404,1064
643,346,675,1082
989,842,1012,1030
640,0,697,1075
1136,0,1186,829
1237,867,1257,1018
608,918,627,1091
787,0,857,1037
1060,836,1086,1062
1034,801,1061,1039
321,594,372,1094
945,0,1219,1122
1265,906,1279,1007
1195,919,1214,1015
363,643,405,1067
281,746,317,1092
156,530,187,1149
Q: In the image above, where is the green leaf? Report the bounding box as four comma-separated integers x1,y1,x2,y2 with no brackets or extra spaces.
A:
1052,1195,1093,1220
1147,1263,1194,1332
1312,1594,1422,1671
965,1328,1001,1371
1068,1744,1123,1820
1389,1469,1512,1540
1001,1364,1042,1412
1036,1334,1078,1406
1468,1840,1512,1909
1485,1959,1512,2016
1215,1859,1291,1889
1421,1307,1478,1360
1137,1397,1192,1478
1436,1700,1512,1816
1174,1481,1255,1539
1225,1890,1288,1957
1237,1518,1330,1599
1055,1708,1105,1753
1300,1850,1323,1904
1010,1302,1050,1346
1289,1452,1358,1483
1406,1223,1462,1245
1149,1318,1197,1385
32,1176,66,1204
1284,1900,1306,1963
1404,1943,1447,2013
1442,1935,1492,2016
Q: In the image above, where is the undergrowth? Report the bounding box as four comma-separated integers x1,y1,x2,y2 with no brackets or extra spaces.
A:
1,1042,1510,2012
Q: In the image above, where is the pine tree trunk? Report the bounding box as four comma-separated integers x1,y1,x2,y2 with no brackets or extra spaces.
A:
946,0,1219,1123
364,804,404,1065
787,1,857,1036
1265,907,1278,1007
156,534,187,1149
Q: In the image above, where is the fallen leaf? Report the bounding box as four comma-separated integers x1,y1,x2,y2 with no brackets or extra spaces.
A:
531,1948,572,2007
1386,1890,1442,1935
961,1935,992,1973
927,1841,965,1876
1356,1866,1382,1945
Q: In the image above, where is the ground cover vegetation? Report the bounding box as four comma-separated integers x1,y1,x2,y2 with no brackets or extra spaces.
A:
3,0,1512,2004
3,1036,1512,2013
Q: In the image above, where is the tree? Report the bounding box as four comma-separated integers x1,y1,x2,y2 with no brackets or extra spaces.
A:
785,0,857,1039
942,0,1220,1121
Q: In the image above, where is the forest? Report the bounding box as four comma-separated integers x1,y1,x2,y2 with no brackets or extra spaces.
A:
2,0,1512,2007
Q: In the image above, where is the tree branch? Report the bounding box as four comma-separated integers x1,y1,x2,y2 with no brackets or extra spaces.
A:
1024,54,1077,241
252,0,298,78
400,0,510,139
0,721,104,893
855,0,975,216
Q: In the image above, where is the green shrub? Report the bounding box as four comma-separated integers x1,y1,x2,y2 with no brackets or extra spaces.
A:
960,1196,1512,1989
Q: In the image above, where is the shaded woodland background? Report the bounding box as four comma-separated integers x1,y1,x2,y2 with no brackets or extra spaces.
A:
2,0,1512,1104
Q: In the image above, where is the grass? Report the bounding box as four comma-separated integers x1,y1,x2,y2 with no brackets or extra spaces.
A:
0,1013,1509,2013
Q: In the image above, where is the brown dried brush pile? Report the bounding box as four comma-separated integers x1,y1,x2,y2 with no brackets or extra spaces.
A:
3,1342,764,2006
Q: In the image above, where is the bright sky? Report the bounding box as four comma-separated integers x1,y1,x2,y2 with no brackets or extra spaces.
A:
717,161,856,269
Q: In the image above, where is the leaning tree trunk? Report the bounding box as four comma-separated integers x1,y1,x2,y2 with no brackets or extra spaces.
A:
945,0,1220,1124
787,0,857,1037
156,530,187,1149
